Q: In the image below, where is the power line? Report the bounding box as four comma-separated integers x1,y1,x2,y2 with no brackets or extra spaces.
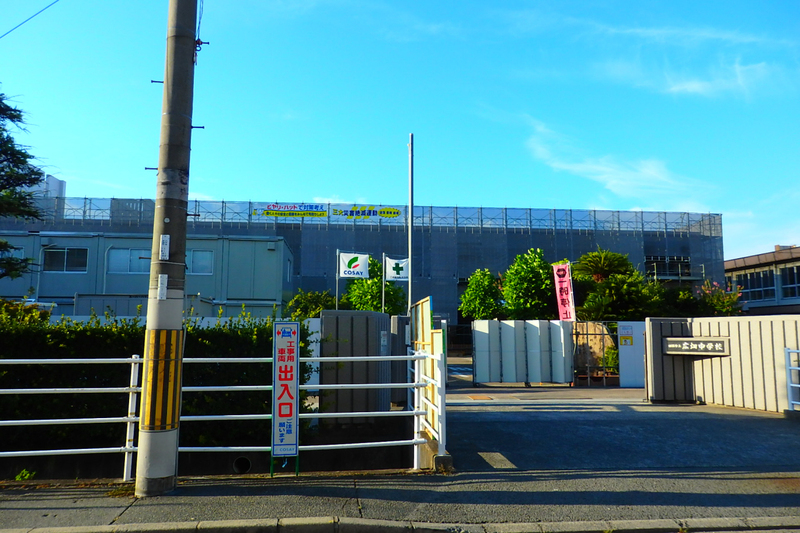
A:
0,0,62,41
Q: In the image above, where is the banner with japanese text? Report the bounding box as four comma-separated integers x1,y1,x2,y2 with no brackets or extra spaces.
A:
272,322,299,457
552,263,576,322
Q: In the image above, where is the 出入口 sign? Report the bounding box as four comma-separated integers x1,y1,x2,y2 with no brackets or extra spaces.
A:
272,322,300,457
662,337,730,357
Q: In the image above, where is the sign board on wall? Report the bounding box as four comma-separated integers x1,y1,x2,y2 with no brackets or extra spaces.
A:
252,203,327,217
662,337,730,357
272,322,300,457
619,324,634,346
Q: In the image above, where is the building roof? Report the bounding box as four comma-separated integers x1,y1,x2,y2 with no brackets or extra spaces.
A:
725,246,800,271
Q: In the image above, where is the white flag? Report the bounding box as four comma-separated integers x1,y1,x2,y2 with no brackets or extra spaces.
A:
385,257,409,281
339,252,369,279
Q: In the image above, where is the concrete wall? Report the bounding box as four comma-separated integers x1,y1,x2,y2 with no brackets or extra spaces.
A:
645,316,800,413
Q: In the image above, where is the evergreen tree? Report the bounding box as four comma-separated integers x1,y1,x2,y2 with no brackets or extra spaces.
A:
502,248,556,320
459,268,504,320
0,90,44,279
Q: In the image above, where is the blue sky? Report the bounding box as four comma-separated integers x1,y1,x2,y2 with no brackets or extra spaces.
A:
2,0,798,260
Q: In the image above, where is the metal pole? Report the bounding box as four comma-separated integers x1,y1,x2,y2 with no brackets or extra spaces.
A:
136,0,197,498
335,249,340,310
407,133,413,316
382,252,386,313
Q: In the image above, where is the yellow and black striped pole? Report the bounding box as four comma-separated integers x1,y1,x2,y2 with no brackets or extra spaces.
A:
135,0,197,498
140,330,184,432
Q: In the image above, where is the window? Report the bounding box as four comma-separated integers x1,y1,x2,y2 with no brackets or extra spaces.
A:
43,248,88,272
736,270,776,301
782,266,800,299
187,249,213,274
108,248,150,273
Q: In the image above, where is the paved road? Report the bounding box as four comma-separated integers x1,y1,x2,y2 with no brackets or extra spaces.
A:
1,362,800,532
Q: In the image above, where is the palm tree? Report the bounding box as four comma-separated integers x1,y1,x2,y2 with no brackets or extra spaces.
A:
573,247,633,283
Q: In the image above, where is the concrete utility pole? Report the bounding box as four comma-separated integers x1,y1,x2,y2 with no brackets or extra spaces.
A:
135,0,197,498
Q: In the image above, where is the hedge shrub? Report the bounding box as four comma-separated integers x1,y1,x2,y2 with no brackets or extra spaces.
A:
0,300,314,454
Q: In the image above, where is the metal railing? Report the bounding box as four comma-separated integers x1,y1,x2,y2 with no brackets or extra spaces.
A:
786,348,800,411
0,352,445,480
573,321,619,387
16,197,723,236
0,355,141,480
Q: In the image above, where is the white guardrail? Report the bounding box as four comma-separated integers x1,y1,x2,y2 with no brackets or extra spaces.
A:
0,352,446,481
786,348,800,412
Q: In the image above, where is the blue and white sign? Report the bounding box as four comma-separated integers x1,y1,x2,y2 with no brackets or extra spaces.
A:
272,321,300,457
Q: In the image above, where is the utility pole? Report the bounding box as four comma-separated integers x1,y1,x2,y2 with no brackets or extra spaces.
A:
135,0,197,497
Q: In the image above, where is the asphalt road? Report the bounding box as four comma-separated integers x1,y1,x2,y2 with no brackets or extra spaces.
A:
1,362,800,531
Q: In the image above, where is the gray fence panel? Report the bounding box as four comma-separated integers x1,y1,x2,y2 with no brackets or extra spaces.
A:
472,320,571,384
525,320,550,383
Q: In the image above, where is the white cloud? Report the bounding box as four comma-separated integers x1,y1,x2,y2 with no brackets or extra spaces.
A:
664,59,771,96
503,10,797,98
593,56,777,97
525,119,713,208
586,22,792,48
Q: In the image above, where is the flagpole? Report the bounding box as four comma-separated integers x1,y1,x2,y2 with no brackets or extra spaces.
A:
335,249,340,310
382,252,386,313
407,133,413,316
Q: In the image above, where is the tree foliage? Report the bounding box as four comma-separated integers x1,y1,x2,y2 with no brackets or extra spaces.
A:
1,91,45,280
578,270,664,321
696,280,743,316
502,248,556,319
459,268,504,320
572,247,633,282
459,244,740,324
284,289,337,320
342,257,406,315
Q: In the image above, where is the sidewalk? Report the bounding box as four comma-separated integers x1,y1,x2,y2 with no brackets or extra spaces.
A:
2,379,800,533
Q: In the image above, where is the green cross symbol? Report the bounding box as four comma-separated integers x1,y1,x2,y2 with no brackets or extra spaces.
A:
392,262,404,275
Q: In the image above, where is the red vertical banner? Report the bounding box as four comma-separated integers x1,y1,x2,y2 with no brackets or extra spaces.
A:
272,322,299,457
553,263,576,321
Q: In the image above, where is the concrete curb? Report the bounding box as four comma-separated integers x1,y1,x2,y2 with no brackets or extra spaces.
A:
3,516,800,533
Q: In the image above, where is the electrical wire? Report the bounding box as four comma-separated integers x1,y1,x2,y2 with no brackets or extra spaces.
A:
196,0,204,41
0,0,62,41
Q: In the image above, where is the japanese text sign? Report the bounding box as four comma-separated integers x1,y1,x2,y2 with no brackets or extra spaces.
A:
552,263,576,322
662,337,730,357
272,322,300,456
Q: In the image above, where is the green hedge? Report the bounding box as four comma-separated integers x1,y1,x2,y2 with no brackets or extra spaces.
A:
0,300,314,453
